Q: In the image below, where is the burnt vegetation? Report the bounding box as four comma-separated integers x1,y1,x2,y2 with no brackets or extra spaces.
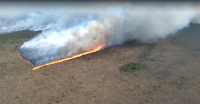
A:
120,62,148,72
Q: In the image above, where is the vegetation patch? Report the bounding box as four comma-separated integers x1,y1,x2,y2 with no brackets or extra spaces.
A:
120,62,148,72
15,94,23,99
141,44,157,61
148,44,156,52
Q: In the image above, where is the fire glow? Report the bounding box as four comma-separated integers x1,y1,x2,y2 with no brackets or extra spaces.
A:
29,44,105,70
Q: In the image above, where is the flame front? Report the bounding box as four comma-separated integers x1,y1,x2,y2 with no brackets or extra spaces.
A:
32,44,105,70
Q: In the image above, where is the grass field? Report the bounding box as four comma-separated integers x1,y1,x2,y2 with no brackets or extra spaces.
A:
0,24,200,104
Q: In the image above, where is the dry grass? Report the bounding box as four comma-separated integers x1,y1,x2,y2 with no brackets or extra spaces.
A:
1,24,200,104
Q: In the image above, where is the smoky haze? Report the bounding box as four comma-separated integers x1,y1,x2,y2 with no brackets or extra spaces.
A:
1,2,200,66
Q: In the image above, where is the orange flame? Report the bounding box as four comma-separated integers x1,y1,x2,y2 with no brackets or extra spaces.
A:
31,44,105,70
18,30,110,70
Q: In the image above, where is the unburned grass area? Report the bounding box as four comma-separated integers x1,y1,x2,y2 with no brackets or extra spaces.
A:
0,30,41,40
0,30,41,52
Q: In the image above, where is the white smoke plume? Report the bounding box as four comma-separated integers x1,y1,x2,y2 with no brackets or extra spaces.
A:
1,2,200,66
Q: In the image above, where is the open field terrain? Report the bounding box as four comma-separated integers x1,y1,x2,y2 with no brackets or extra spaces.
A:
0,24,200,104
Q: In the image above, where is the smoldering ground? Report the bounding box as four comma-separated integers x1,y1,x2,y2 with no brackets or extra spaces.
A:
1,2,200,67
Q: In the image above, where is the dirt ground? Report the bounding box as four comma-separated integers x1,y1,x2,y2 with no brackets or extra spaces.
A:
0,24,200,104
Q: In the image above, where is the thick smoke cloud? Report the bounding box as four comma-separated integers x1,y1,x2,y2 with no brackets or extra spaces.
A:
109,3,198,44
1,2,200,66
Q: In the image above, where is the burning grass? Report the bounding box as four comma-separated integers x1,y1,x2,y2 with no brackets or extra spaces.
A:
32,44,105,70
120,62,148,72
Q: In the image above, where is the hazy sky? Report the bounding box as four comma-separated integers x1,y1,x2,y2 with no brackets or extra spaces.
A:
0,1,198,18
0,1,128,18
